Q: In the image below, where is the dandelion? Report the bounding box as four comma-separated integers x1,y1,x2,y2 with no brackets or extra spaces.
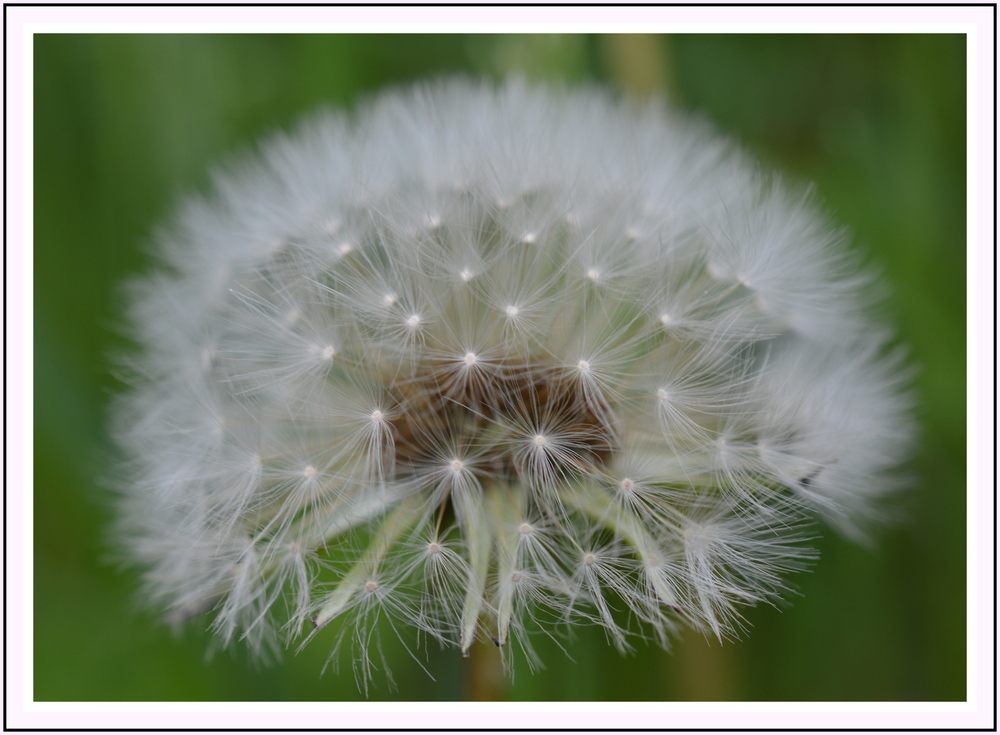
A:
113,79,912,684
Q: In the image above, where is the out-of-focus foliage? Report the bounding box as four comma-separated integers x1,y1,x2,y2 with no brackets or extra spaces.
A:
33,33,966,702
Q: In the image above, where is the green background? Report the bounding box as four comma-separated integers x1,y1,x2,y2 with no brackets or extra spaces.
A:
33,34,967,701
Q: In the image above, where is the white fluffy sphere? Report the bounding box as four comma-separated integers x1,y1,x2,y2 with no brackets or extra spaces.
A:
113,79,912,681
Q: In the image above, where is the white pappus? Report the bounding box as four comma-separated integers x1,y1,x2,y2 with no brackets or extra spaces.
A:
112,78,913,685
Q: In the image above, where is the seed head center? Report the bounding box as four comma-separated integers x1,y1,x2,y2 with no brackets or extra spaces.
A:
385,359,616,492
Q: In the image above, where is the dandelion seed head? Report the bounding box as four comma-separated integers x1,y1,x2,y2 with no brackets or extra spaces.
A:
113,79,913,686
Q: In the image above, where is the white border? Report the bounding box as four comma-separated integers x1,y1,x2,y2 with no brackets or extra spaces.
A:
7,5,995,731
2,3,993,28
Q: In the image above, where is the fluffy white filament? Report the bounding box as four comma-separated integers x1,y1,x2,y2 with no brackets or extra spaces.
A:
113,79,912,682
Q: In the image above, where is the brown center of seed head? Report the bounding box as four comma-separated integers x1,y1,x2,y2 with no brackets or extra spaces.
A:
387,358,617,485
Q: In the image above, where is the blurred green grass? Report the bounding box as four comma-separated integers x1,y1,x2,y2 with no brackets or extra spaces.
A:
33,33,966,701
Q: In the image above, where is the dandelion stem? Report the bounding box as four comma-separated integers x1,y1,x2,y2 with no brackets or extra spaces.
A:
463,637,507,701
